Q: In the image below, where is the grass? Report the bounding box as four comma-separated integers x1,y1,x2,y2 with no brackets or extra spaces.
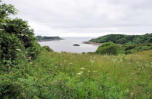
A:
0,49,152,99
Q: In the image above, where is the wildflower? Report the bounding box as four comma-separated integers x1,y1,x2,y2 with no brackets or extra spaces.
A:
16,49,21,51
69,62,73,65
80,67,85,70
77,71,83,75
29,62,32,64
90,59,95,64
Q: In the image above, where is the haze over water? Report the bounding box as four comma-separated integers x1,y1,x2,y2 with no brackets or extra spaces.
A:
39,37,99,53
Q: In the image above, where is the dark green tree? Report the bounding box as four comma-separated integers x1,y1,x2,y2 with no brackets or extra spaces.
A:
96,42,121,55
0,1,40,67
3,18,41,59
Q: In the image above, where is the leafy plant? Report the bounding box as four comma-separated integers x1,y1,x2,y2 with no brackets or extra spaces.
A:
96,42,121,55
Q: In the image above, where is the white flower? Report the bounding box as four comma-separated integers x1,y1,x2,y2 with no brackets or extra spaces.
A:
16,49,21,51
77,71,83,75
69,63,73,65
80,67,85,70
90,59,95,63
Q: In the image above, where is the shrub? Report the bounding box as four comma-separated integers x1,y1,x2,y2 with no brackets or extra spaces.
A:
0,32,25,65
124,44,136,51
0,79,22,99
123,44,152,54
3,18,41,59
26,41,41,60
42,46,53,52
96,42,121,55
0,1,41,71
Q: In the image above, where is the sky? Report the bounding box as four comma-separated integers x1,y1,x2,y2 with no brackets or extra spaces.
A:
3,0,152,37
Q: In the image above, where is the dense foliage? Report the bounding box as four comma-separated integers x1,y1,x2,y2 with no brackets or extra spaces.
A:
0,49,152,99
96,42,152,55
123,43,152,54
92,34,152,54
37,36,62,41
42,46,54,52
90,33,152,44
0,1,40,67
0,33,24,63
96,42,121,55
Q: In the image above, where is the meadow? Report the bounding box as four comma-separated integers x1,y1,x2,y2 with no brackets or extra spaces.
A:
1,49,152,99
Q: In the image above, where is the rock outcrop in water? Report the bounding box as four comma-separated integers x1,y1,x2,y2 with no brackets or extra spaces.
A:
73,44,80,46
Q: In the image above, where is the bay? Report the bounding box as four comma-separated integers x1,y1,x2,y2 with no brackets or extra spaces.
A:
39,37,99,53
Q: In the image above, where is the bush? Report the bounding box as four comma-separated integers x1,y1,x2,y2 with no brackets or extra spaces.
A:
123,43,152,54
26,41,41,60
0,79,22,99
0,32,25,65
0,19,41,67
3,18,41,59
0,1,41,70
96,42,121,55
42,46,53,52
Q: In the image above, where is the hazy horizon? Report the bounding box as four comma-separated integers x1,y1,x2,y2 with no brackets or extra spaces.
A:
36,32,149,38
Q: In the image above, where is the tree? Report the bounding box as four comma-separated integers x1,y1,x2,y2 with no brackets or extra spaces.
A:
3,18,41,59
96,42,121,55
0,32,25,65
0,2,16,19
0,1,40,67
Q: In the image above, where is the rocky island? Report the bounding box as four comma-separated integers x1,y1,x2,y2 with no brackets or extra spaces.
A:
73,44,80,46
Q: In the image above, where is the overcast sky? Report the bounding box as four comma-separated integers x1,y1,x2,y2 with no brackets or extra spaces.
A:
3,0,152,37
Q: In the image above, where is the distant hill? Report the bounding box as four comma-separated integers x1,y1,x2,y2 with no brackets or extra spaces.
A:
90,33,152,54
90,33,152,44
37,36,63,41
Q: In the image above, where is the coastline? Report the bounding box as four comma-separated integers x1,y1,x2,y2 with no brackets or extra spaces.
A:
38,39,63,42
83,41,101,45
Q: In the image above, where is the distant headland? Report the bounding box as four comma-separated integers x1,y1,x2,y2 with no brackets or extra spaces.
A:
37,36,63,41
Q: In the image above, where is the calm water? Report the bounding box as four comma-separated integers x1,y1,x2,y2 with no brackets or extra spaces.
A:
39,37,99,53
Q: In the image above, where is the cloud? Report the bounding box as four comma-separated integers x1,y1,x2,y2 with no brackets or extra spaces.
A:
3,0,152,37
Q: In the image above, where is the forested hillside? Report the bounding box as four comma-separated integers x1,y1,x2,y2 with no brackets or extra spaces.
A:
37,36,63,41
90,34,152,54
90,34,152,44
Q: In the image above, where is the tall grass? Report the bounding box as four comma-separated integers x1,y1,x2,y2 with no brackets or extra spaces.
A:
0,49,152,99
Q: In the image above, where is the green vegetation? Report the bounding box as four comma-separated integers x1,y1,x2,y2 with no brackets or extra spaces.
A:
91,34,152,54
37,36,63,41
0,49,152,99
123,43,152,54
0,1,152,99
90,34,152,44
96,42,122,55
96,42,152,55
0,1,41,67
42,46,54,52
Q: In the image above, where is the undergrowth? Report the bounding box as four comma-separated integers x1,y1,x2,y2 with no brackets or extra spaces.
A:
0,49,152,99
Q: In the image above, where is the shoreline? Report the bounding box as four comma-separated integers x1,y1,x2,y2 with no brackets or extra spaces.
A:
83,41,101,45
38,39,63,42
